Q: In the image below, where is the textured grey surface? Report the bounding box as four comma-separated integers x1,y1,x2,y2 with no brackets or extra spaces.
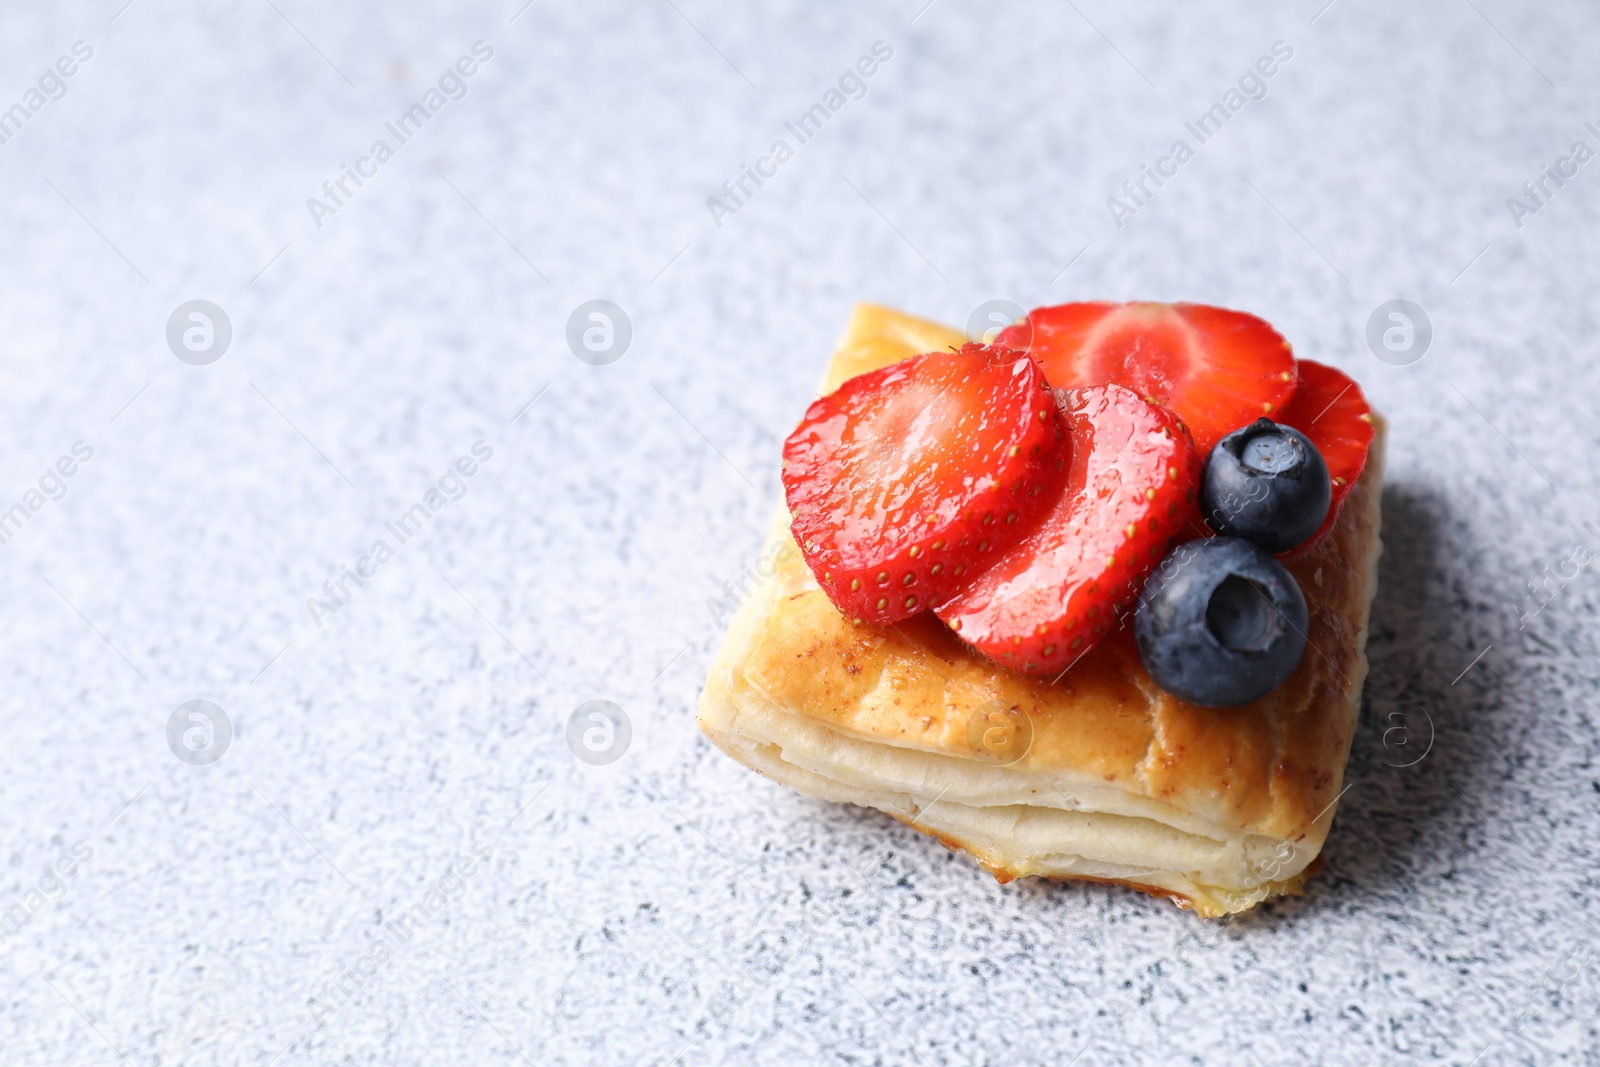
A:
1,1,1598,1064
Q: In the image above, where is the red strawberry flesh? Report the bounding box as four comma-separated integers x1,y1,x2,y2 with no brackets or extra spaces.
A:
936,384,1200,674
782,343,1067,625
1275,358,1374,551
997,301,1297,455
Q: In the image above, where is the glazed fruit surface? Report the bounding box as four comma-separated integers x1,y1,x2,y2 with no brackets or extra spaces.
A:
935,384,1199,674
782,343,1066,625
783,303,1374,700
996,301,1297,455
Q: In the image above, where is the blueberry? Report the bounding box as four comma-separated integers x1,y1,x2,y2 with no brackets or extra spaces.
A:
1200,418,1330,553
1134,537,1308,707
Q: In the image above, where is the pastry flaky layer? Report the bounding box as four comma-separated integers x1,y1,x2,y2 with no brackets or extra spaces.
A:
698,303,1385,917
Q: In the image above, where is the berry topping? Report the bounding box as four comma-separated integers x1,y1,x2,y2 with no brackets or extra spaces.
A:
1275,359,1374,549
1199,418,1331,553
1134,537,1308,707
782,343,1067,625
935,384,1200,674
996,301,1298,455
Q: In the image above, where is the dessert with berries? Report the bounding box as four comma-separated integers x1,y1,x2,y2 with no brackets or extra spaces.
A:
700,302,1382,916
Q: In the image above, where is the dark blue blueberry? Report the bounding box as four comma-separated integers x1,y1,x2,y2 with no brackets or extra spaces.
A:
1200,418,1330,553
1134,537,1308,707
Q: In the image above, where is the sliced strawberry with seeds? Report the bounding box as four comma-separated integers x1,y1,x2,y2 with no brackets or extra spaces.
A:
1275,358,1374,551
782,343,1068,625
936,384,1200,674
996,301,1297,455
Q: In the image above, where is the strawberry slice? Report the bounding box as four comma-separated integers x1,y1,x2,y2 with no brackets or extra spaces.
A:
996,302,1297,454
782,343,1067,625
1275,358,1374,550
936,384,1200,674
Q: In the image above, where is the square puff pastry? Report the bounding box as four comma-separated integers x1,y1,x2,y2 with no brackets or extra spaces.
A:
699,304,1384,916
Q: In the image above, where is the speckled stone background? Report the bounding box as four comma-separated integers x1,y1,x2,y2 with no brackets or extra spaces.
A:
1,1,1598,1064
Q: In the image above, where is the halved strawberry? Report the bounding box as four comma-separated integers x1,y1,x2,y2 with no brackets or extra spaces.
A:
936,384,1200,674
782,343,1067,625
996,301,1297,454
1275,358,1374,550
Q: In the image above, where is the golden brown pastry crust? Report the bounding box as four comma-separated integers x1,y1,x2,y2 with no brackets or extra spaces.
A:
698,303,1384,915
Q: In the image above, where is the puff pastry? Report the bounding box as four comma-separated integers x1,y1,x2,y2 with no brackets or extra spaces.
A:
698,303,1384,916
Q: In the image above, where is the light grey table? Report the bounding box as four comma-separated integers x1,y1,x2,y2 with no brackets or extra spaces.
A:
1,1,1597,1063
